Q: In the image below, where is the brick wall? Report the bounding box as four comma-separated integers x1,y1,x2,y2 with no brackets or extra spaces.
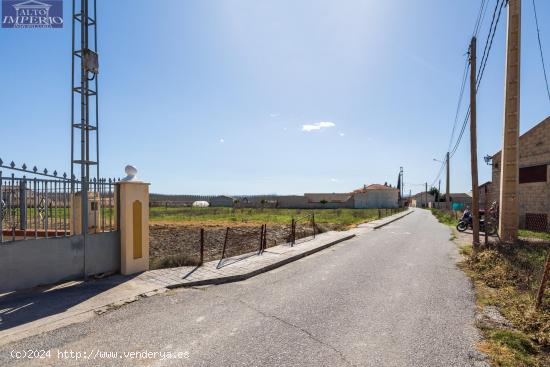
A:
490,116,550,229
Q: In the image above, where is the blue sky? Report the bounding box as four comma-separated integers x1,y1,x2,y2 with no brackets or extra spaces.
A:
1,0,549,195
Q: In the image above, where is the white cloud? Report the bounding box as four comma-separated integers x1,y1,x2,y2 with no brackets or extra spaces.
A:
270,113,279,118
219,138,225,143
302,121,336,132
339,132,345,137
330,178,339,182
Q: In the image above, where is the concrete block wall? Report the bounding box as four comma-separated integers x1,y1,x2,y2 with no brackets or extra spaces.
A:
490,116,550,228
355,192,398,208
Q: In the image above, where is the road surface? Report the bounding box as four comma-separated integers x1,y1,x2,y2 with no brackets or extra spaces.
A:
0,209,484,366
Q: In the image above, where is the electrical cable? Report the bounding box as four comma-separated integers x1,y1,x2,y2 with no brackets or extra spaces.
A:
532,0,550,103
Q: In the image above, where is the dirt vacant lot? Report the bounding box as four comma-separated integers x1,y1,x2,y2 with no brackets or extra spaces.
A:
149,207,404,269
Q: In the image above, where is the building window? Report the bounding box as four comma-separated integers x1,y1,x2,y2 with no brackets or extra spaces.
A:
519,165,547,184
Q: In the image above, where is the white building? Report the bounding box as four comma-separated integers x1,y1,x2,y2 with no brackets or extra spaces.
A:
353,184,399,209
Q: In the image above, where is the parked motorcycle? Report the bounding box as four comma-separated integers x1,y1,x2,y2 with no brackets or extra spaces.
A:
456,208,497,235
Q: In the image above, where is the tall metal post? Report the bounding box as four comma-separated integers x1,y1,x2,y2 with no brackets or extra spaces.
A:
71,0,100,277
499,0,521,243
469,37,480,248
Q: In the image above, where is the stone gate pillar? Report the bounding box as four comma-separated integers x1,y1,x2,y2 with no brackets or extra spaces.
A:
116,166,150,275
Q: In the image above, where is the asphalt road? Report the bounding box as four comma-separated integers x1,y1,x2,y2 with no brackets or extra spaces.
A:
0,209,484,367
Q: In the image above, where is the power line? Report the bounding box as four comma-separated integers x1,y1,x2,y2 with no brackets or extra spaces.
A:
473,0,489,38
449,0,506,159
477,0,507,90
450,107,471,158
448,58,470,153
431,1,501,187
430,159,447,188
532,0,550,103
476,0,502,84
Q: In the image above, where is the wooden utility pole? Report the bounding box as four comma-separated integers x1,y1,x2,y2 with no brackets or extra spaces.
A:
446,152,450,210
499,0,521,243
470,37,480,248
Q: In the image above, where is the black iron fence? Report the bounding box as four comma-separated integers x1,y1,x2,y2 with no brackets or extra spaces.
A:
0,159,117,243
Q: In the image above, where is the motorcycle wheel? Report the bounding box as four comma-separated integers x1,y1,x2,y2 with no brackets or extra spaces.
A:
485,223,497,236
456,221,468,232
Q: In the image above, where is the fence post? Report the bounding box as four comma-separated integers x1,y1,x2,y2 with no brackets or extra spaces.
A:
116,171,150,276
535,249,550,309
219,227,230,264
264,224,267,251
200,228,204,265
291,218,295,247
258,224,264,254
312,212,316,238
378,209,381,219
19,179,27,231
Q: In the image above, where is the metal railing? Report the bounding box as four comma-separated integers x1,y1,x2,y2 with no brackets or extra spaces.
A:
0,159,117,243
217,226,265,268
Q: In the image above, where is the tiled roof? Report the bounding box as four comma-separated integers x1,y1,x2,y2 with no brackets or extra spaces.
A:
354,184,399,193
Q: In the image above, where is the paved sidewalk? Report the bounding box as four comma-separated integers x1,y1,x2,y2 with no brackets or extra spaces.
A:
137,230,356,289
0,209,409,346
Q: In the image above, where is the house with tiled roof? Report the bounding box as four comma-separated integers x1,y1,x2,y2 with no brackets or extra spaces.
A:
353,183,399,209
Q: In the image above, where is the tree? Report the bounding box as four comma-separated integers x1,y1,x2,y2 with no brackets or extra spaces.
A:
429,187,441,201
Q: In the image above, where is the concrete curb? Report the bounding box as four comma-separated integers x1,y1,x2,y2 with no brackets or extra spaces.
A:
166,234,356,289
373,210,413,230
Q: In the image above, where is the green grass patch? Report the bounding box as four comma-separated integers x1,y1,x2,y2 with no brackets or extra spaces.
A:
433,208,550,365
459,242,550,366
490,329,537,356
519,229,550,242
429,208,459,227
149,207,405,228
480,328,540,367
